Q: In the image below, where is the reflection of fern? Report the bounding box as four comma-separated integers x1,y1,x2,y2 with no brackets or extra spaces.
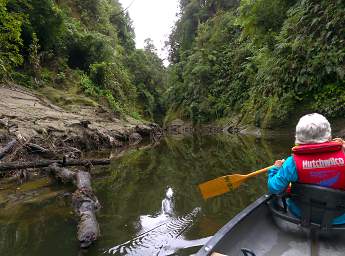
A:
106,208,201,256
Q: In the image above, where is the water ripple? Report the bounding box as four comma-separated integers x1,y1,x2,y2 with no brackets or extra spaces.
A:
106,207,203,255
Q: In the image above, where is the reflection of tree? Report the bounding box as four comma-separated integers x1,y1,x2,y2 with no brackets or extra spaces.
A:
0,199,75,256
93,134,292,244
0,134,294,255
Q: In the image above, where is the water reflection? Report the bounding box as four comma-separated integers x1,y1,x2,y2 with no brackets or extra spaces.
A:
0,133,294,256
106,187,208,255
162,187,174,215
96,134,293,255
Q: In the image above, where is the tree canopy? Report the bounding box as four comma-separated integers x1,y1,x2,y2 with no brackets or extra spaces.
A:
0,0,166,122
165,0,345,127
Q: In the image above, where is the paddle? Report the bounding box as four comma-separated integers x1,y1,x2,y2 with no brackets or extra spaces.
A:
198,165,273,200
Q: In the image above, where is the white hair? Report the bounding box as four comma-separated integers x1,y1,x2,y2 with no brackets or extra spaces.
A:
295,113,331,145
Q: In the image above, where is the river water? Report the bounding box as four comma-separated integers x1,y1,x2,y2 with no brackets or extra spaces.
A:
0,132,296,256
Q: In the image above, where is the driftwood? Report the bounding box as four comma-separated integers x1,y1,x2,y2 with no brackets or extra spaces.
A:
75,170,91,189
47,164,100,248
73,171,100,248
48,163,76,183
0,158,110,172
129,132,142,145
26,143,50,154
77,209,99,248
0,139,17,160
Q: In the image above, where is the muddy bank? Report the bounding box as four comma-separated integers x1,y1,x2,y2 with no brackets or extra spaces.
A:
0,85,161,162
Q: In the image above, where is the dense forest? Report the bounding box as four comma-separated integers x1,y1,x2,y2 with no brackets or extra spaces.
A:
0,0,166,121
165,0,345,128
1,0,345,128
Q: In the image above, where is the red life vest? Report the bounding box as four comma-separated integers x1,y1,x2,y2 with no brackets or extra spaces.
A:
292,141,345,190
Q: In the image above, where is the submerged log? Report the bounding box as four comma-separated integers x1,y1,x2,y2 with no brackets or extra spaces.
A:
0,158,110,172
0,139,17,160
48,165,100,248
72,171,100,248
75,171,91,189
77,207,99,248
48,163,76,183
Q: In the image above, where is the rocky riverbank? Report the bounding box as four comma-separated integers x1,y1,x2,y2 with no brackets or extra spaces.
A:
0,84,161,164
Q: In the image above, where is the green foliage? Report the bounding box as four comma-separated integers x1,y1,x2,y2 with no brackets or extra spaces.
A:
10,71,36,88
1,0,166,122
28,32,40,77
0,0,23,79
109,10,135,51
238,0,296,48
67,32,115,71
125,42,166,121
102,89,126,115
168,0,240,63
312,83,345,117
167,0,345,127
7,0,64,52
90,61,137,108
166,11,253,124
80,72,98,96
79,70,129,115
40,68,54,83
74,0,135,52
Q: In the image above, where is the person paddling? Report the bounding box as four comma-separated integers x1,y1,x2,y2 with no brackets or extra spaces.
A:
268,113,345,224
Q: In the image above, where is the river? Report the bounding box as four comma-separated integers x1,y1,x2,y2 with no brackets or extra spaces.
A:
0,132,296,256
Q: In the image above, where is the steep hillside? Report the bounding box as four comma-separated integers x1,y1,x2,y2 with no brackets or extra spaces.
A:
165,0,345,128
0,0,166,122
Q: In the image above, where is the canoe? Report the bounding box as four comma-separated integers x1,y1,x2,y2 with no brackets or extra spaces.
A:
197,190,345,256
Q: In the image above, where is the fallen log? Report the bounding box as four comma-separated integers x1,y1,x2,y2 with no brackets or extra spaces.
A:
0,139,17,160
26,143,50,154
72,171,100,248
0,158,110,172
76,170,91,189
48,163,76,183
47,165,101,248
77,207,100,248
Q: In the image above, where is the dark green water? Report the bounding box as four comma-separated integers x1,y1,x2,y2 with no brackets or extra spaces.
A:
0,133,294,256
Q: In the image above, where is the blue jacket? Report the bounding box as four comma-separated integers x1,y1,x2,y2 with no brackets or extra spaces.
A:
268,156,345,224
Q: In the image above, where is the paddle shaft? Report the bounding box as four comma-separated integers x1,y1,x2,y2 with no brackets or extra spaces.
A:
245,165,273,178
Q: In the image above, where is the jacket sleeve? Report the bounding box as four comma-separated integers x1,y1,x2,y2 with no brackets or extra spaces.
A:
267,156,298,194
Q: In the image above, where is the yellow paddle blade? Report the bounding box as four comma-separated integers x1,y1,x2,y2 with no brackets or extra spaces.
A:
198,166,272,200
198,174,247,200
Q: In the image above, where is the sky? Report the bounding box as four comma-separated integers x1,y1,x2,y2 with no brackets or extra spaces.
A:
118,0,180,63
